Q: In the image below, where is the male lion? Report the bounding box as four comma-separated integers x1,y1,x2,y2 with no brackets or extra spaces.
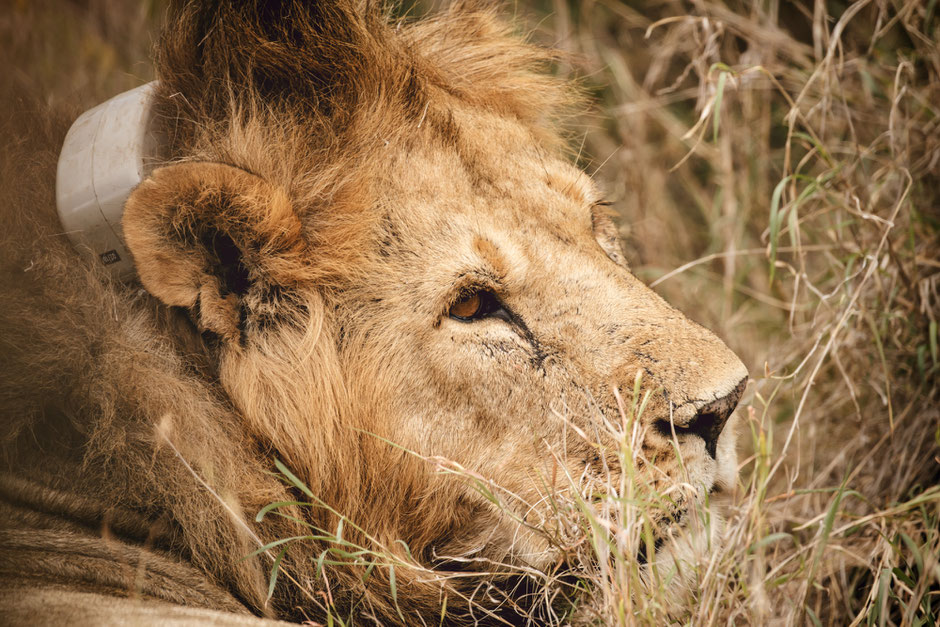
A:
0,1,747,624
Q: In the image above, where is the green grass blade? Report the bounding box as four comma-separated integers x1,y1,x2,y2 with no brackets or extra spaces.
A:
255,500,310,522
806,606,823,627
242,535,312,560
274,458,314,498
877,567,891,627
930,320,938,368
749,532,794,552
389,564,405,622
267,546,289,601
806,480,848,590
713,71,728,143
769,176,791,283
438,593,448,627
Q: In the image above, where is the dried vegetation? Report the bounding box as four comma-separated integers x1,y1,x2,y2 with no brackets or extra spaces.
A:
536,0,940,623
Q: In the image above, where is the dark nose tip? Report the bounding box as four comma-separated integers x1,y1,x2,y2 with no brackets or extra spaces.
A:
689,377,747,458
656,377,747,459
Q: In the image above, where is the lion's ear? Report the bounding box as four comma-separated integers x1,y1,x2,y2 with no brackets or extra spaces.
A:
123,162,312,344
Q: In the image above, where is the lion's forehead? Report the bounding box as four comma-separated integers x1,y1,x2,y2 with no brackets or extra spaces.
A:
375,107,597,228
375,162,597,273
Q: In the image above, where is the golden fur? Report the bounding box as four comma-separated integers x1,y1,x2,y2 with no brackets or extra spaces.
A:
0,1,746,624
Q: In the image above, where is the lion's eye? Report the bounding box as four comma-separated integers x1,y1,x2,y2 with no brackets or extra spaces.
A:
449,290,505,322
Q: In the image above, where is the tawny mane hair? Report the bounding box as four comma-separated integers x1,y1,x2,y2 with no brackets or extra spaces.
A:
1,0,579,622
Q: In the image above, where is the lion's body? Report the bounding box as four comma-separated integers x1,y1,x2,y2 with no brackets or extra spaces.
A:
0,1,746,624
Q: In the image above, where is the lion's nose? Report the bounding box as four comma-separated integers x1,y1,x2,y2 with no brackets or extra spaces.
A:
656,377,747,459
688,377,746,458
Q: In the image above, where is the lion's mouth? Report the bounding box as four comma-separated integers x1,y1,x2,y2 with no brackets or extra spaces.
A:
635,536,666,565
633,507,684,566
635,481,725,565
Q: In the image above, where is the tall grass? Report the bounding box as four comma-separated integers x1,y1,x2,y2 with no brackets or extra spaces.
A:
4,0,938,624
530,0,940,623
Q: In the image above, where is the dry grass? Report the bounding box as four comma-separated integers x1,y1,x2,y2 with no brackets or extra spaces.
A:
3,0,938,624
526,0,940,623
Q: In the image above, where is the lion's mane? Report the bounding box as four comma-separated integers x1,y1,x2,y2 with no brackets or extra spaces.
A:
0,1,578,623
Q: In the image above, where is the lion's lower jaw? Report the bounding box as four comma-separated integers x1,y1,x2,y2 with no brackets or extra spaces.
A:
640,501,728,609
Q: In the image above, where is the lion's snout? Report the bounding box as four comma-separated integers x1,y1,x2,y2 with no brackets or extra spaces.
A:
653,376,747,459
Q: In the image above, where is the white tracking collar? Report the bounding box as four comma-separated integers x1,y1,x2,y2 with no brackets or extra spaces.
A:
56,82,160,280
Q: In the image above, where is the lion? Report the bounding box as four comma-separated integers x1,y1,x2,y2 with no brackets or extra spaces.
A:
0,1,747,624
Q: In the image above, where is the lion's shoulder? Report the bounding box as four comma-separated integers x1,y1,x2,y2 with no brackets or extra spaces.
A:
0,473,258,621
0,586,285,627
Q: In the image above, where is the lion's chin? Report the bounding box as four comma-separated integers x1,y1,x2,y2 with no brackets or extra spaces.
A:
641,489,729,597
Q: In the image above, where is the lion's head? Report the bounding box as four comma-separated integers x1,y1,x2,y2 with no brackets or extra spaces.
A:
3,0,746,623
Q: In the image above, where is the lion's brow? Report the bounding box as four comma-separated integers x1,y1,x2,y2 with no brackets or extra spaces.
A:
471,235,509,280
